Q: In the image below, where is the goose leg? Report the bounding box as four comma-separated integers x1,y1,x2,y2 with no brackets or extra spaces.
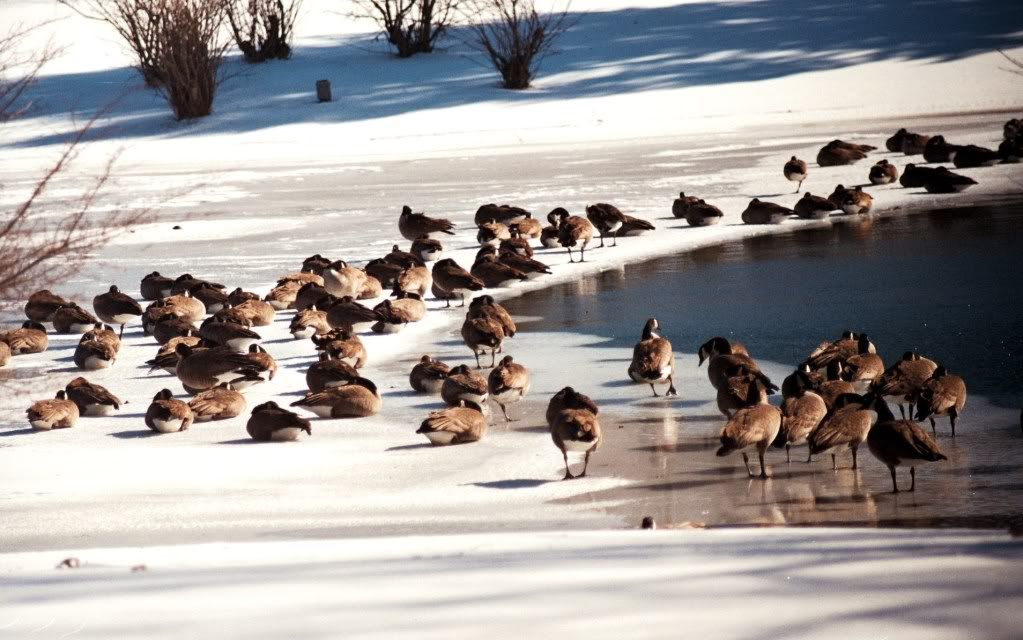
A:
831,453,837,470
566,247,574,263
889,465,899,493
499,403,512,422
758,449,768,479
851,446,858,470
666,376,678,397
898,404,906,419
473,350,482,369
806,449,813,463
580,450,592,478
119,324,125,338
929,417,936,434
909,466,916,492
562,450,574,480
490,349,497,368
949,409,957,438
460,294,467,308
445,296,451,309
786,445,791,463
742,452,753,477
648,383,659,397
597,232,605,248
580,246,586,263
611,231,618,247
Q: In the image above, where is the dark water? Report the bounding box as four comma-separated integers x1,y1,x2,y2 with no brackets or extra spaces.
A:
505,204,1023,408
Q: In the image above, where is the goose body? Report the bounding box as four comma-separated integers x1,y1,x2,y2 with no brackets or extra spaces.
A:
619,214,656,237
396,265,432,297
399,205,455,241
466,295,516,339
923,135,960,163
306,352,360,392
291,378,381,418
868,159,899,185
162,292,206,324
411,237,444,262
1,321,48,354
313,329,367,368
145,388,193,433
247,401,311,442
511,215,542,239
441,364,489,407
839,187,873,215
546,386,599,428
171,274,224,295
540,211,561,248
93,285,143,336
899,164,941,188
817,140,873,166
783,156,808,192
554,208,594,263
683,199,724,227
24,289,70,322
488,355,530,421
461,316,505,368
175,344,265,392
234,299,275,326
65,377,122,417
741,199,791,225
322,261,367,298
410,355,450,394
808,393,877,469
52,304,99,334
477,222,511,248
585,203,627,247
325,296,382,332
432,259,485,307
776,389,827,462
188,383,246,422
290,308,331,339
471,254,529,288
793,193,838,220
716,381,781,478
922,167,978,193
914,367,967,436
265,280,301,310
628,318,677,397
551,408,602,479
302,254,332,275
27,390,79,430
475,203,530,226
868,398,947,492
372,294,426,333
875,352,938,418
417,401,488,445
73,338,117,370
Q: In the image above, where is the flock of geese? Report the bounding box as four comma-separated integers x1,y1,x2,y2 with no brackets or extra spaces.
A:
2,120,1012,492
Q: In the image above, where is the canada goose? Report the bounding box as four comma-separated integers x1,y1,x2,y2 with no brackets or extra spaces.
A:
843,348,885,383
793,193,838,220
73,336,116,370
466,295,516,340
364,258,404,288
171,274,224,295
410,355,451,394
384,244,425,269
25,289,71,322
302,254,333,275
200,316,261,352
923,135,960,163
585,203,627,247
628,318,678,397
817,140,870,166
1006,118,1023,140
323,260,368,298
497,248,552,278
511,214,542,239
227,287,261,307
147,331,201,374
145,389,193,433
247,401,311,442
783,156,808,192
1,320,48,354
358,275,383,300
782,363,823,399
471,254,529,288
867,396,946,492
162,292,206,324
551,408,602,480
683,198,724,227
500,229,533,256
233,299,275,326
477,222,512,248
841,187,873,215
411,236,444,262
152,314,198,345
540,211,561,248
441,364,489,407
874,351,938,418
52,304,99,334
213,306,252,327
488,355,530,421
901,131,931,155
312,329,366,368
775,387,827,463
554,208,594,263
899,163,941,188
953,145,1001,169
0,341,9,367
27,390,80,430
246,344,277,381
914,366,967,436
671,192,701,218
697,337,775,392
306,352,360,392
326,296,384,332
461,315,505,368
741,198,791,224
826,184,855,208
999,136,1023,163
188,283,230,315
291,377,381,418
399,205,455,241
808,392,877,469
619,214,656,237
546,386,599,427
265,280,301,310
868,160,899,185
372,293,426,333
923,167,978,194
289,308,331,339
885,128,908,152
716,367,761,418
816,362,858,408
716,379,781,478
475,203,530,226
417,400,487,445
64,377,121,417
188,382,246,422
807,332,875,369
277,271,325,287
175,343,266,392
432,259,485,308
396,265,431,297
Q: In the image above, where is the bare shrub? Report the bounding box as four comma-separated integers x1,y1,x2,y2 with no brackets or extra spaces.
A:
158,0,230,120
351,0,461,58
226,0,301,63
59,0,168,87
0,23,61,122
464,0,571,89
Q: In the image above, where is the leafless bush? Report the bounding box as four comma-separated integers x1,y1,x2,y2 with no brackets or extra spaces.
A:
0,23,61,122
352,0,461,58
226,0,301,63
157,0,230,120
59,0,168,87
464,0,571,89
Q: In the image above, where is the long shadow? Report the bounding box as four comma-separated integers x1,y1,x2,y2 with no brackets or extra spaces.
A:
9,1,1022,148
108,429,159,439
470,479,553,489
386,442,433,451
0,428,36,437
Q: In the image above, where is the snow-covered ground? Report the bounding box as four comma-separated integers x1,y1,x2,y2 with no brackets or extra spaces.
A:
2,0,1023,635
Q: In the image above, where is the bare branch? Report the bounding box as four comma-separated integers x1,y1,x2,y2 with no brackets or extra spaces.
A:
349,0,462,58
226,0,302,63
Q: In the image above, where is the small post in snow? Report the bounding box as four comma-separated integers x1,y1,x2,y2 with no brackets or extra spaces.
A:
315,80,332,103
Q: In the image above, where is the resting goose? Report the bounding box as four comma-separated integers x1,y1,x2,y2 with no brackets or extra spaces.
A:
417,401,487,445
188,382,246,422
65,377,122,417
410,355,451,394
291,377,381,418
247,401,311,442
24,289,71,322
398,205,455,241
441,364,489,407
145,389,193,433
27,390,79,430
868,159,899,185
1,321,48,354
306,352,360,393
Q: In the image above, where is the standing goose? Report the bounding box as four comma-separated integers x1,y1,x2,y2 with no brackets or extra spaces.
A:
306,352,360,392
697,337,775,393
488,355,530,421
52,304,99,334
24,290,71,322
1,321,49,354
92,285,143,337
471,253,529,288
868,160,899,185
716,379,781,478
540,210,561,248
808,393,877,470
466,295,516,341
188,382,246,422
247,402,311,442
291,377,382,418
411,237,444,263
868,396,947,492
326,296,383,332
914,366,967,436
793,193,839,220
555,208,594,263
289,308,331,339
27,390,79,430
410,355,451,394
175,343,266,392
201,316,262,352
432,259,485,308
417,401,488,445
461,315,505,368
551,407,602,480
775,386,828,463
475,203,530,226
372,293,427,334
546,386,599,427
323,260,368,298
65,377,122,416
782,362,823,399
145,389,194,433
783,156,808,192
874,351,938,418
843,347,885,383
73,334,117,370
628,318,678,397
398,205,456,241
441,364,489,407
716,367,762,418
477,222,512,248
741,199,791,225
585,203,627,248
